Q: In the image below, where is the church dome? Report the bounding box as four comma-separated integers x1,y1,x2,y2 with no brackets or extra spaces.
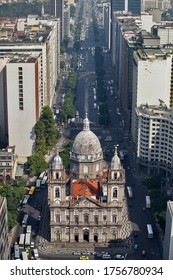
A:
53,153,62,169
71,114,102,157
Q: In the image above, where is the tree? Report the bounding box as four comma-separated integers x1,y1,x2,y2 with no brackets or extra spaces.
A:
63,35,70,48
60,61,66,70
41,106,57,151
27,154,48,177
34,120,47,155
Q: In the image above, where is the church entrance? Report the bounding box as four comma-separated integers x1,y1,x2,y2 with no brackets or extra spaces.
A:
74,235,79,242
94,235,98,243
83,230,89,242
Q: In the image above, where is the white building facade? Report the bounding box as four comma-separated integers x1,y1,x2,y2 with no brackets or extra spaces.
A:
131,49,172,142
135,104,173,176
0,197,9,260
163,200,173,259
6,56,41,158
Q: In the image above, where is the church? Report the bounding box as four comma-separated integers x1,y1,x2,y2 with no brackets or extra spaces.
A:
48,114,126,243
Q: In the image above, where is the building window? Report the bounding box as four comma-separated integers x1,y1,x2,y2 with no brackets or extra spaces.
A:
103,215,107,222
96,163,99,171
112,215,117,223
56,215,60,223
83,165,88,173
94,216,98,224
18,67,24,110
74,216,79,225
55,188,60,198
66,215,69,222
84,215,89,224
113,189,118,198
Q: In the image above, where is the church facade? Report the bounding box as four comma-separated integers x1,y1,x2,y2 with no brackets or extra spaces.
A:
48,115,126,243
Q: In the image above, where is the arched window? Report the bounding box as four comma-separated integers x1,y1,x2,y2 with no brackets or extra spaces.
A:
83,165,88,173
94,216,98,224
55,188,60,198
84,215,89,224
113,189,118,198
112,215,117,223
96,163,99,171
56,215,60,223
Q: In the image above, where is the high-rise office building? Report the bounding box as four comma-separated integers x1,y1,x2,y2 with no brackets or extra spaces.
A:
111,0,141,15
50,0,64,41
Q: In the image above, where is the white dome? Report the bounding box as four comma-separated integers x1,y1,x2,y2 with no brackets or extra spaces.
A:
53,153,62,169
71,115,102,156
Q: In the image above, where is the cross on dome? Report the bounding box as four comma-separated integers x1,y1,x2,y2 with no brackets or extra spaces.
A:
83,112,90,131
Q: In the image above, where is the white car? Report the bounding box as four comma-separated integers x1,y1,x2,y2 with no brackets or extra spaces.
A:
115,254,125,260
31,241,34,248
72,251,81,255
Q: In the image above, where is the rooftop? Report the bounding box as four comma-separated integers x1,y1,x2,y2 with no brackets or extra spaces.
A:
71,179,99,199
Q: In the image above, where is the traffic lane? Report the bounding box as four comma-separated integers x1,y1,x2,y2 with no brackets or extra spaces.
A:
124,159,162,259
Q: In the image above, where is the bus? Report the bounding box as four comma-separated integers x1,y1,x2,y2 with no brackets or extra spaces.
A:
14,244,20,259
22,251,28,260
22,214,29,228
36,179,41,189
146,196,151,208
26,225,32,234
22,195,30,206
41,175,48,188
147,224,153,238
25,233,31,249
119,151,124,160
39,171,45,180
127,186,133,198
28,186,35,196
19,233,25,249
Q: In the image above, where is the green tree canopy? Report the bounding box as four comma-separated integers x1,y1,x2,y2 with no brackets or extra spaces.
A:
27,154,48,177
34,120,47,155
41,106,57,151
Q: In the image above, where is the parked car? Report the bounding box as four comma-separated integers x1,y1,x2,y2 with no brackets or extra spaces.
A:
80,256,89,260
114,254,125,260
72,251,81,255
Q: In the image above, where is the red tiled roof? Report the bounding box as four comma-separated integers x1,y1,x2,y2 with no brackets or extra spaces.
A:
71,179,99,199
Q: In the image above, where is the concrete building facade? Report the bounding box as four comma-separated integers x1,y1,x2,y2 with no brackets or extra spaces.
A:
135,104,173,176
131,49,172,143
0,197,9,260
0,146,17,181
163,200,173,259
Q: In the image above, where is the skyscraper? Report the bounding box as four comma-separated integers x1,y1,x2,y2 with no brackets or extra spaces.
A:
111,0,141,15
50,0,64,41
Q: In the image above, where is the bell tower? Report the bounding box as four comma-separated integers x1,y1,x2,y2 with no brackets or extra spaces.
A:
107,145,125,203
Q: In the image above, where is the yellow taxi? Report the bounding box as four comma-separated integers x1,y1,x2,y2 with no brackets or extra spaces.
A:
80,256,89,260
25,249,29,256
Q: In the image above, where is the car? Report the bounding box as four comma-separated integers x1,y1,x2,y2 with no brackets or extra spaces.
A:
82,251,91,255
141,250,146,256
134,244,138,250
33,249,39,259
37,215,41,221
25,249,29,256
114,254,125,260
102,254,111,259
31,242,34,248
72,251,81,255
91,251,97,255
80,256,89,260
